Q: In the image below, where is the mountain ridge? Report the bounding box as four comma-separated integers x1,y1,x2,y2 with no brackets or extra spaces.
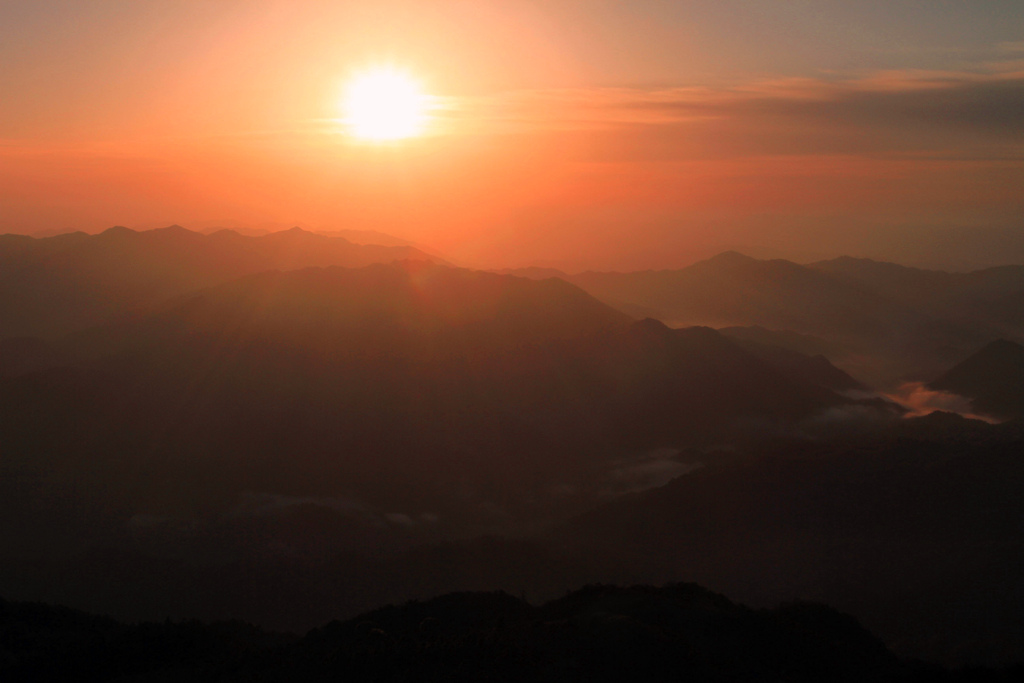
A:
930,339,1024,419
0,225,447,339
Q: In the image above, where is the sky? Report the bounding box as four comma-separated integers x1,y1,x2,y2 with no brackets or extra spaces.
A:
2,0,1024,270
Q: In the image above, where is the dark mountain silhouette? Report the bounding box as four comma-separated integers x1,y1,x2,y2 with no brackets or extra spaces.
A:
0,262,867,636
4,263,847,524
0,225,446,339
548,415,1024,666
290,584,908,683
718,325,842,358
0,596,285,683
3,584,990,682
930,339,1024,419
717,331,865,392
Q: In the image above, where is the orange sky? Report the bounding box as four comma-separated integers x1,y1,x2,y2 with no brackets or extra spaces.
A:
3,1,1024,270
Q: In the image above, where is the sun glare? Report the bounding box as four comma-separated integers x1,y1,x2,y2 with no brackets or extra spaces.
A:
342,67,429,141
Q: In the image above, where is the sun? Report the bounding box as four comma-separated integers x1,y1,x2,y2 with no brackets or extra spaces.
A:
341,67,429,141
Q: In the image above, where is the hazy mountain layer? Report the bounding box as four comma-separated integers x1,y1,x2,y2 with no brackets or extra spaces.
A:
811,256,1024,334
538,252,1024,385
0,225,445,339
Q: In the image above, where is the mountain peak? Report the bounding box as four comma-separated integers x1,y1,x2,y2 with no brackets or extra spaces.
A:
705,250,757,265
941,339,1024,376
100,225,136,237
261,227,321,242
822,255,880,266
978,338,1024,356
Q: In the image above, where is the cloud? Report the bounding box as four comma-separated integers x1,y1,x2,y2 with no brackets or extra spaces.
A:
736,73,1024,136
437,66,1024,161
885,381,1000,423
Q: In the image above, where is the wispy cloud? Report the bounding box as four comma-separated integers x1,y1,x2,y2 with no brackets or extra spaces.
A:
432,65,1024,161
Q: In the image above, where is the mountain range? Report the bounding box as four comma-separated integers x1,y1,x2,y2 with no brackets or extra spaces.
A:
5,226,1021,390
504,252,1024,386
0,225,444,339
1,226,1021,667
2,261,857,533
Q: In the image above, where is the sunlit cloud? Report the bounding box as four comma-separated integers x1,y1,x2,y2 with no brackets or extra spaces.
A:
884,381,1000,423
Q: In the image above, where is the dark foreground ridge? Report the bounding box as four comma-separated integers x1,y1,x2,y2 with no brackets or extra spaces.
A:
3,584,1021,682
930,339,1024,420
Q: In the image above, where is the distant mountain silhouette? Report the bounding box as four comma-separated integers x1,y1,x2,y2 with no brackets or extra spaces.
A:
930,339,1024,419
313,227,430,250
567,252,908,337
74,260,630,357
0,225,446,339
492,266,571,280
11,233,1018,386
810,256,1024,336
559,252,1023,386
